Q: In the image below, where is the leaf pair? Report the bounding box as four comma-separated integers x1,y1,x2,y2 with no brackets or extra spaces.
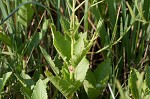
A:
41,45,89,98
84,58,111,99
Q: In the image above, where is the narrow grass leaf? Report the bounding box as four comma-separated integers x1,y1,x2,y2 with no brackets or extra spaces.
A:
84,0,88,32
126,2,135,19
0,0,13,33
107,0,116,27
115,80,126,99
143,0,150,21
146,23,150,41
145,66,150,89
25,20,49,55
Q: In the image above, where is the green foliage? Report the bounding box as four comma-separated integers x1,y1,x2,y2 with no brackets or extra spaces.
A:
40,46,59,75
17,4,34,28
0,33,13,48
46,71,80,98
0,0,150,98
116,67,150,99
145,66,150,89
129,69,141,99
84,59,111,99
74,58,89,82
25,19,49,55
44,17,93,98
51,24,71,63
0,72,12,96
31,79,48,99
94,58,111,84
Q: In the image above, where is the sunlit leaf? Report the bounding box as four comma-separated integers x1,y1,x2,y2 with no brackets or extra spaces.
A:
17,4,34,28
31,79,47,99
45,71,80,98
74,58,89,82
0,72,12,94
51,24,71,62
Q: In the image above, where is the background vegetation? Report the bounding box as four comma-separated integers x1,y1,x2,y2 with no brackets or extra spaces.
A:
0,0,150,99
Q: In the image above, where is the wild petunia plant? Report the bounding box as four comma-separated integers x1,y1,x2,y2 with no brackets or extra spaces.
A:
40,17,96,98
39,0,113,98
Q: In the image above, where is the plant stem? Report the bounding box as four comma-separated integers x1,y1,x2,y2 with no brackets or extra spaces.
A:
71,0,76,57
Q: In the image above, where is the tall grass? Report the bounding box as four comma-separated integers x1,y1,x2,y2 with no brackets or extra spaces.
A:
0,0,150,99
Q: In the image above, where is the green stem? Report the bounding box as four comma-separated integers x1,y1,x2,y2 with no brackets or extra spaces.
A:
71,0,76,59
72,0,75,29
70,72,73,80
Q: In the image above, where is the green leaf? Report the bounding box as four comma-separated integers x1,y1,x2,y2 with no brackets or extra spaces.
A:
14,73,33,98
54,54,63,70
0,72,12,94
21,87,32,99
61,66,70,81
145,66,150,89
86,70,96,86
107,0,116,27
25,20,49,55
83,70,100,99
83,80,101,99
94,58,111,84
40,46,59,75
45,71,81,98
126,2,136,20
145,23,150,42
129,69,140,99
0,33,13,48
0,0,13,33
60,16,70,35
74,58,89,82
74,38,85,56
115,80,126,99
51,24,71,62
72,37,85,66
31,79,48,99
20,71,35,89
17,4,34,28
84,58,111,99
143,0,150,21
72,36,94,67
